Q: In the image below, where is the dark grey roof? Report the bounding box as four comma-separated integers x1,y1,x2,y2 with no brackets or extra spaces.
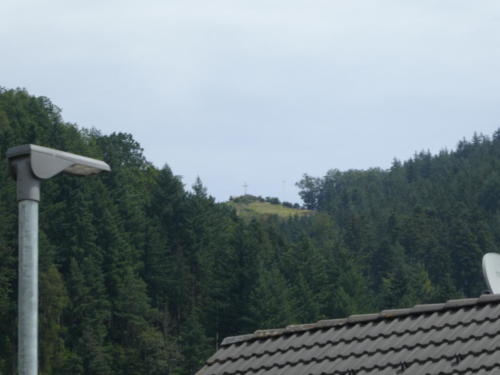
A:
196,294,500,375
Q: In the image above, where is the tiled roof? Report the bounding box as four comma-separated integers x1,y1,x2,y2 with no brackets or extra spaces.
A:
196,294,500,375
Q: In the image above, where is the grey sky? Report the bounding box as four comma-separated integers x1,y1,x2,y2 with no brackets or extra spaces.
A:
2,1,500,203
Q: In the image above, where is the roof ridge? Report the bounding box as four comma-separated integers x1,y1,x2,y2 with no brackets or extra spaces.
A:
209,315,500,365
220,294,500,347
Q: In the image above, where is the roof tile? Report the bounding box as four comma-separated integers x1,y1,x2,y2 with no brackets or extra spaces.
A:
197,295,500,375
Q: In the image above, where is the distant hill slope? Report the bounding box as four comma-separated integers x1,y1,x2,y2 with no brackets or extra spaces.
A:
227,195,313,219
297,131,500,301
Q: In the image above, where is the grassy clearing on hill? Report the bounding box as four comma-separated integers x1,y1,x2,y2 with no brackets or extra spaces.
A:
227,196,313,219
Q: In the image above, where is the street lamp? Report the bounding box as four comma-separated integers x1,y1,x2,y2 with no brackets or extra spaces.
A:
6,144,110,375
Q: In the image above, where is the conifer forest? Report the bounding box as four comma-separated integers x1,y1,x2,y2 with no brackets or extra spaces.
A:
1,88,500,374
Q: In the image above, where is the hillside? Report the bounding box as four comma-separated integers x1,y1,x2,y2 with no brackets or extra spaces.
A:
297,132,500,301
227,195,313,219
1,88,500,375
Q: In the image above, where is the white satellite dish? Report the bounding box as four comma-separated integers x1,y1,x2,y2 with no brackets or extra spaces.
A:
482,253,500,294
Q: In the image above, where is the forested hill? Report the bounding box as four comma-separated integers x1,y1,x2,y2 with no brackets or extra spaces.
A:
297,132,500,301
0,88,498,374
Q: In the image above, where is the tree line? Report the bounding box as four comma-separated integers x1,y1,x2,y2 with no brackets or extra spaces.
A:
0,88,497,374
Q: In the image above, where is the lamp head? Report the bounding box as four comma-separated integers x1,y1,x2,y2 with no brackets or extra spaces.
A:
6,144,111,201
7,144,111,179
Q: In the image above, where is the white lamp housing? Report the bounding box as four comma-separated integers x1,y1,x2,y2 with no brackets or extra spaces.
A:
7,144,111,201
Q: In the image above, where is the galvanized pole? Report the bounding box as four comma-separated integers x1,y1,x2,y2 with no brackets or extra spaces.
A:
18,200,39,375
11,156,41,375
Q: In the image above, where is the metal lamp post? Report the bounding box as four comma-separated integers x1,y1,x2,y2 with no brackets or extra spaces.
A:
6,144,110,375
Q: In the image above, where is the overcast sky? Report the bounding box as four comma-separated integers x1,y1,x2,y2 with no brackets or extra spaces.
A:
2,1,500,203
